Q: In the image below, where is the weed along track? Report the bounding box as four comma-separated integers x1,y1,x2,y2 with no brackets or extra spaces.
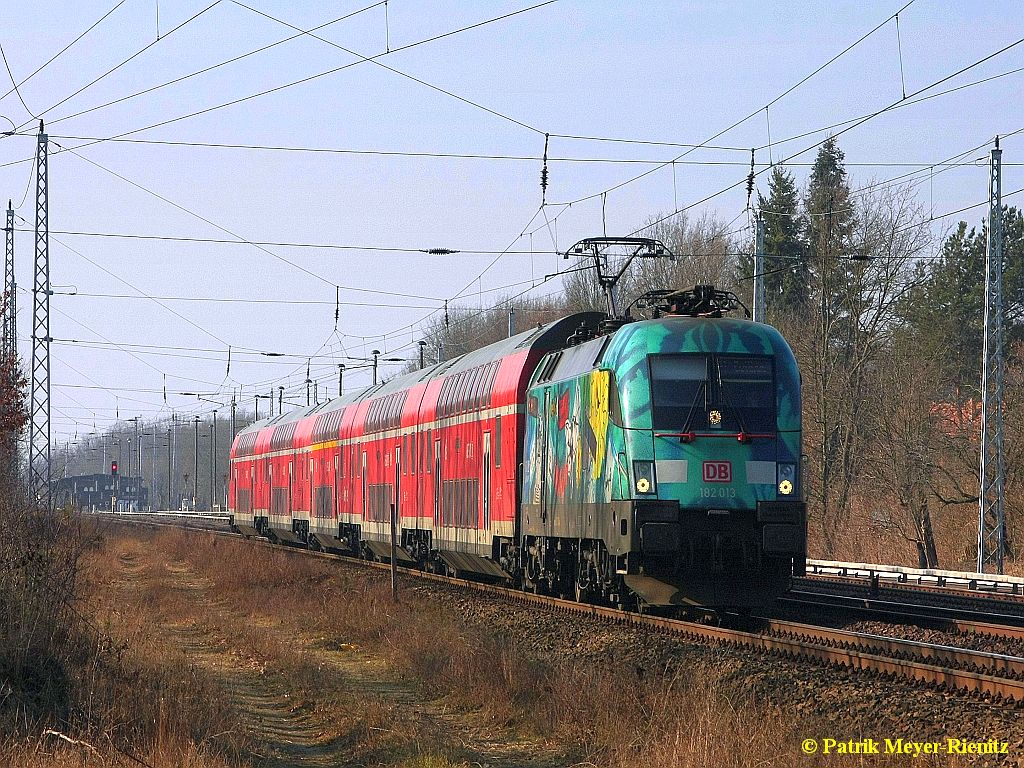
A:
98,525,565,768
91,520,1024,767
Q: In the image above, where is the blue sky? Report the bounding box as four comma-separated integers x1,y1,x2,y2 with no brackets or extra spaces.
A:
0,0,1020,441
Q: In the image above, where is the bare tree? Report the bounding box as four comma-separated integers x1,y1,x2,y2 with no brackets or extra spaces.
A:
863,335,946,567
796,183,933,555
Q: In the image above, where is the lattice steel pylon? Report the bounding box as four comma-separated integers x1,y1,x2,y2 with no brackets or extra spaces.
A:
977,138,1006,574
29,122,51,510
3,201,13,360
3,200,16,479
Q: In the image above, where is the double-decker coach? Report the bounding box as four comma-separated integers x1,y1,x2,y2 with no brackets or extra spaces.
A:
229,314,604,576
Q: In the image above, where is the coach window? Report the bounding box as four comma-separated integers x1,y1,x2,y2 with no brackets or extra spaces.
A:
461,369,474,411
426,429,433,473
438,378,451,418
450,373,465,414
494,415,502,467
461,371,476,413
402,435,408,475
410,432,417,475
481,362,498,408
469,366,485,409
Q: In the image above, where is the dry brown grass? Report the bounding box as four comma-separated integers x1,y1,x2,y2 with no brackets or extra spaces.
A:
141,526,974,768
0,508,244,768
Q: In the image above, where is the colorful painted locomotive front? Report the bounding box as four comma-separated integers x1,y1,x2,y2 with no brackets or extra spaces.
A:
521,315,805,608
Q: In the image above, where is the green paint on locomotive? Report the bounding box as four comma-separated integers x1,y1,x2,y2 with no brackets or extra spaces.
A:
522,316,801,511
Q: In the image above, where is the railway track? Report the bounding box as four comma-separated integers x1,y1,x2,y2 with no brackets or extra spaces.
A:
781,589,1024,642
99,512,1024,706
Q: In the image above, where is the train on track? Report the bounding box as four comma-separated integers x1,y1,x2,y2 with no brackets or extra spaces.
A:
229,243,806,612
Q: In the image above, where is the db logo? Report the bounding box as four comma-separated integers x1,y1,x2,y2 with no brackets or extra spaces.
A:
703,461,732,483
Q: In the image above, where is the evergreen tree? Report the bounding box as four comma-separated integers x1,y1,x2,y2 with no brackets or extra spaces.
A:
758,165,809,316
805,136,855,275
903,206,1024,392
801,137,860,556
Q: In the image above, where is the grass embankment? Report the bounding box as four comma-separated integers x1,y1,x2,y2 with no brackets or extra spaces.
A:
5,519,980,767
0,502,238,768
116,526,970,768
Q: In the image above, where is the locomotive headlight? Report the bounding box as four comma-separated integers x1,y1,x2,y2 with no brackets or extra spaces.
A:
777,463,797,495
633,460,656,496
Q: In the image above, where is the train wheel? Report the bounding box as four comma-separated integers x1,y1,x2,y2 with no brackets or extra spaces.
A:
574,579,589,603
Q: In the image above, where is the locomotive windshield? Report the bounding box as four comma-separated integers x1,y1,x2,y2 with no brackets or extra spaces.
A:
649,354,776,433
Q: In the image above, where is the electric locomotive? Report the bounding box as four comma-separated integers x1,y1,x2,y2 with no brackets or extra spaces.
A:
519,285,805,609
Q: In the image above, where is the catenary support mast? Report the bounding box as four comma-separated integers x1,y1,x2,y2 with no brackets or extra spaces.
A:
977,138,1006,574
752,216,766,323
29,121,51,509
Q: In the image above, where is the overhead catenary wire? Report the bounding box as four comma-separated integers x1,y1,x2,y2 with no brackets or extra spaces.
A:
0,0,130,103
550,0,921,209
47,0,558,153
13,1,224,131
624,36,1024,238
0,42,37,118
24,134,1024,169
42,0,388,128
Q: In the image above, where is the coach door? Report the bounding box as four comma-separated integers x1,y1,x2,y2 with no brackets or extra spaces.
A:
361,451,368,520
394,445,401,533
288,460,293,520
433,438,442,529
482,431,492,531
333,455,339,522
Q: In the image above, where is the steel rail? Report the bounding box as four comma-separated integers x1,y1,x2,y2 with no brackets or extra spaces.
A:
796,574,1024,618
97,514,1024,704
781,590,1024,641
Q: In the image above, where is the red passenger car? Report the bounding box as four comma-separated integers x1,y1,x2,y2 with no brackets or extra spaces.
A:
228,314,601,576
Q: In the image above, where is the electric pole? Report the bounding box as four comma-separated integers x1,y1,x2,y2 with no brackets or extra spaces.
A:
210,411,216,512
372,350,380,385
977,137,1007,574
193,416,199,511
3,199,16,479
3,200,13,360
29,121,51,510
166,425,172,510
338,363,345,395
171,413,177,509
752,215,766,323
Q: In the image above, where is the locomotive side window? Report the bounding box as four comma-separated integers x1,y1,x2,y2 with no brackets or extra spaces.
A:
650,355,708,430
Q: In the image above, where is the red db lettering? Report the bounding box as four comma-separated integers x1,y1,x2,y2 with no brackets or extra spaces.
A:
703,461,732,483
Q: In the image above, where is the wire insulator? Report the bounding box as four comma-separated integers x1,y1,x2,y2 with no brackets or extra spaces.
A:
540,132,550,204
745,148,755,210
